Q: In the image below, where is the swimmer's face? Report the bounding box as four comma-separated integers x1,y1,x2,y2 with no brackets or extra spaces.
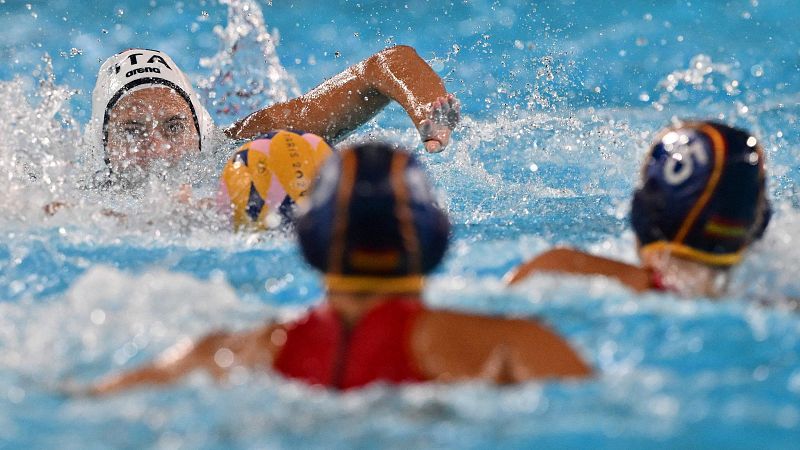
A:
105,87,199,173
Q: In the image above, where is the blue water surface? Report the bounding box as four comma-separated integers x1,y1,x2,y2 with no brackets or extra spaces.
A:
1,0,799,449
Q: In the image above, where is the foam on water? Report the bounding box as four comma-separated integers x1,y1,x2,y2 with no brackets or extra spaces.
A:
2,263,798,449
0,266,277,382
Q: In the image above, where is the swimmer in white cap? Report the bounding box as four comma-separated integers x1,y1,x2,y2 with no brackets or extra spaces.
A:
88,46,460,184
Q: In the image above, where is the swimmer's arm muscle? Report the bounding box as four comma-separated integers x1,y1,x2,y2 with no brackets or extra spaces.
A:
225,45,458,151
504,247,651,291
411,311,592,383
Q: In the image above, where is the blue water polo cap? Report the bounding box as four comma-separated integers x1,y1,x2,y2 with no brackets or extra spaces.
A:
631,121,771,267
295,143,450,293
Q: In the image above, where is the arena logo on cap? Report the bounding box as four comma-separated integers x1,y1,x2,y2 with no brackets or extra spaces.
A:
108,51,173,77
123,66,162,78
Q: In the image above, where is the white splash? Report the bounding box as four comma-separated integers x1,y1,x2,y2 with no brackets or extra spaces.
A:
0,266,277,383
653,54,741,108
196,0,301,121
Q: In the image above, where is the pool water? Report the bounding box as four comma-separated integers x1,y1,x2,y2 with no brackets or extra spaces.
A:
1,0,800,448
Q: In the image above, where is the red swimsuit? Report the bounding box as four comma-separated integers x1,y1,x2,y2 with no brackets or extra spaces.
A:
273,298,427,389
650,270,670,292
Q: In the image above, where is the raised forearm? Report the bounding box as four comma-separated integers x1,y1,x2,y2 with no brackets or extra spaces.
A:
225,46,456,148
362,45,447,126
363,46,459,152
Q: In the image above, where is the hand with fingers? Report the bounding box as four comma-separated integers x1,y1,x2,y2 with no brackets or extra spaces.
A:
418,93,461,153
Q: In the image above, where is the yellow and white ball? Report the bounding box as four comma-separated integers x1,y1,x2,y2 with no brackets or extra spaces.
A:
217,130,333,229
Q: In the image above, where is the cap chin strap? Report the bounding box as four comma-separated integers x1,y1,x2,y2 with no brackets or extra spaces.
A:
640,241,745,267
324,275,424,295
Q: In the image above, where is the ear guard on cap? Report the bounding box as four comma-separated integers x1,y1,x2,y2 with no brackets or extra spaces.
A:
631,121,771,267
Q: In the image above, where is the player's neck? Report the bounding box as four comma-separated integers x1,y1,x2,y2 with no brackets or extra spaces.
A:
326,291,422,325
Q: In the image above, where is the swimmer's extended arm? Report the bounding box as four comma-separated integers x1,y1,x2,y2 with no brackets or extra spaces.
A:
411,311,592,382
225,45,460,152
87,325,283,395
504,247,652,292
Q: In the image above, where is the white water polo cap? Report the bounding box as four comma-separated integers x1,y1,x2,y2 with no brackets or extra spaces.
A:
89,48,215,158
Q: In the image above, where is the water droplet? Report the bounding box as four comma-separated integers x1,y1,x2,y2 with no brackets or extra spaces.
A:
270,329,287,346
264,211,282,228
7,387,25,404
90,309,106,325
777,406,799,429
214,348,235,368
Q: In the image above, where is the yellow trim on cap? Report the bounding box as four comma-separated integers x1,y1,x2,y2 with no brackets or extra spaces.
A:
673,123,727,243
390,152,422,274
328,151,358,274
640,241,745,267
324,275,424,294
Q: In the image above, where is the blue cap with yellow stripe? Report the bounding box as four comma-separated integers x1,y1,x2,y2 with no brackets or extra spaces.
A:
631,121,771,267
295,143,450,294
